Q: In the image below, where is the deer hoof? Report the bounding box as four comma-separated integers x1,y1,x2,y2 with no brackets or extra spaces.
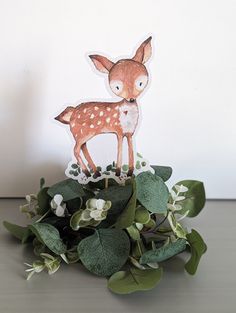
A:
115,168,121,176
83,170,91,177
93,171,101,179
127,168,134,177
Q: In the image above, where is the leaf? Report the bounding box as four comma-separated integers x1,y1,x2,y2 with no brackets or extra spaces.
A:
70,209,90,230
185,229,207,275
29,223,66,255
37,187,51,215
126,225,140,241
136,172,169,214
115,181,137,229
97,185,132,227
47,179,85,201
134,206,150,224
140,239,186,264
151,165,172,182
77,229,130,277
3,221,32,243
174,180,206,217
107,267,163,294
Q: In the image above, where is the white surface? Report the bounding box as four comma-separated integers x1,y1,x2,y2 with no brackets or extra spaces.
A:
0,0,235,198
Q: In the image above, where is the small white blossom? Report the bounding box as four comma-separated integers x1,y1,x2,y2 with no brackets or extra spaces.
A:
50,194,66,217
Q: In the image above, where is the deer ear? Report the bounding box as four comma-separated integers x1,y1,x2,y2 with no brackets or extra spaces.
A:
133,36,152,64
89,55,114,73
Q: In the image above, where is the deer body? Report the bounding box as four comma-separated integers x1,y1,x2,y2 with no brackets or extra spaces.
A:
55,37,152,177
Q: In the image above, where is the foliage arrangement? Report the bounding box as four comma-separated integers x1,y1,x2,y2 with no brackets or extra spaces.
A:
3,165,207,294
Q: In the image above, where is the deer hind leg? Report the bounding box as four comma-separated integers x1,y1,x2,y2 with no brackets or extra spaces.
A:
126,135,134,177
81,143,101,178
116,134,123,176
74,142,91,177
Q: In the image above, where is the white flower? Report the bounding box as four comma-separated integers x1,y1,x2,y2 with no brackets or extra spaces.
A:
79,198,112,222
90,209,105,221
50,194,66,217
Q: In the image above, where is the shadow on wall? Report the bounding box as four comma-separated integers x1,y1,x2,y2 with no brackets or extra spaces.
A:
0,68,64,197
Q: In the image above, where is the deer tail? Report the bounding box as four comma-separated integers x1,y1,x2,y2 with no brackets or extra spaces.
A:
55,106,75,124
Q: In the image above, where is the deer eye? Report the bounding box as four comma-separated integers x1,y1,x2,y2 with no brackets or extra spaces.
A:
135,75,148,91
110,80,123,95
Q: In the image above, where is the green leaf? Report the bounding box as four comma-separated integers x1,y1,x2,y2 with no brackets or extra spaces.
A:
136,172,169,214
174,180,206,217
185,229,207,275
37,187,51,215
77,229,130,277
3,221,32,243
40,177,45,189
29,223,66,255
134,206,150,224
115,181,136,229
140,239,186,264
47,179,85,201
107,267,163,294
126,225,140,241
97,185,132,227
70,209,90,230
151,165,172,182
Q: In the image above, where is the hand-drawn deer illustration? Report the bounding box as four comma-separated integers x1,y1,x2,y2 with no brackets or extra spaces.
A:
55,37,152,178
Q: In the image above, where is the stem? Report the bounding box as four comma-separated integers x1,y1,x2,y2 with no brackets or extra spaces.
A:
105,178,108,189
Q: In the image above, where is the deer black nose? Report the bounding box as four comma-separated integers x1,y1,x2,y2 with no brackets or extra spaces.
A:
130,98,135,103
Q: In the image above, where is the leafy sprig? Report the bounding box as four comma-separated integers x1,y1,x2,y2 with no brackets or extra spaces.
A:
3,165,207,294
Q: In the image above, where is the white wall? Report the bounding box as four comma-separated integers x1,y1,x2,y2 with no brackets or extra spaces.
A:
0,0,235,198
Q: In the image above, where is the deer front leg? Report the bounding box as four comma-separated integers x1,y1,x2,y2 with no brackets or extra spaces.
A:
81,143,101,178
74,142,91,177
127,134,134,176
116,134,123,176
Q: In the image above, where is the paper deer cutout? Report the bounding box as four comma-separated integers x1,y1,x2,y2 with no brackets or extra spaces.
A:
55,37,152,178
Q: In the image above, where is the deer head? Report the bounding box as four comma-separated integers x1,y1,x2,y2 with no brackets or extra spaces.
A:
89,36,152,102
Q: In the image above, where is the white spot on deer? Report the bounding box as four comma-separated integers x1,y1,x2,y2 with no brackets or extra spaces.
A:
77,114,80,119
82,122,86,126
115,106,119,110
80,129,83,134
97,120,101,125
99,111,104,116
94,106,99,111
119,104,138,133
113,113,118,118
75,133,78,137
83,108,87,113
71,122,75,127
90,124,94,128
90,113,95,119
106,107,111,111
114,122,118,125
106,117,111,123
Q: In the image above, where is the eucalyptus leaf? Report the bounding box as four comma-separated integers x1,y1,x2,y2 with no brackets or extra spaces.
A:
97,185,132,227
126,225,140,241
77,229,130,277
136,172,169,214
29,223,66,255
47,179,85,201
134,206,150,224
37,187,51,215
174,180,206,217
115,181,136,229
107,267,163,294
140,239,186,264
185,229,207,275
3,221,32,243
151,165,172,182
